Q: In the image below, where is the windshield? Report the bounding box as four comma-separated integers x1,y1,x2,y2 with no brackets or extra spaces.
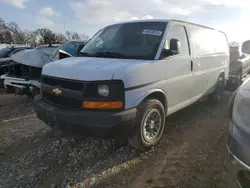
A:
80,22,167,60
0,48,11,58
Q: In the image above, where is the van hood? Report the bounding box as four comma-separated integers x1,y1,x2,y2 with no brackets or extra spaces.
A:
42,57,144,81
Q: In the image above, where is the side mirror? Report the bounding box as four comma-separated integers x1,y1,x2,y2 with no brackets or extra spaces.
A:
242,40,250,54
161,48,173,59
170,38,181,55
160,38,181,59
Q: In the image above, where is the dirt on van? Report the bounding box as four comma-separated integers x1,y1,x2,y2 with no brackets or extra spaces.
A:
0,92,233,188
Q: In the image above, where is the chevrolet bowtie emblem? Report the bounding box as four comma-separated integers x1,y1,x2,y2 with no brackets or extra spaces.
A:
52,88,62,95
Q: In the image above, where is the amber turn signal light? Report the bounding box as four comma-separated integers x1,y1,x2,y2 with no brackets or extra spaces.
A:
83,101,123,109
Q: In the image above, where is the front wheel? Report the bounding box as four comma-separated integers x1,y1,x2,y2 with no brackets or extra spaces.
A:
128,99,165,151
5,86,15,94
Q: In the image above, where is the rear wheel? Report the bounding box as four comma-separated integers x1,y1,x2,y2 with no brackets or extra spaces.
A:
208,77,225,104
236,70,243,88
128,99,165,151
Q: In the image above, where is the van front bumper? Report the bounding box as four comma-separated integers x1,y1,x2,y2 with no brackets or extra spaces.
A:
223,122,250,187
34,95,137,137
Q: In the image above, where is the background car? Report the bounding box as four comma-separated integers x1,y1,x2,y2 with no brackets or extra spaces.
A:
227,45,250,90
0,41,86,96
0,46,32,64
224,40,250,188
0,46,32,88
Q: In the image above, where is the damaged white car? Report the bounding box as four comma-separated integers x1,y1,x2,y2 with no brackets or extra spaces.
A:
0,41,86,96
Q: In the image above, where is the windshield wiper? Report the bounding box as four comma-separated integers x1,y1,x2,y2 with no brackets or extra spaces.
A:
78,52,92,57
93,52,126,58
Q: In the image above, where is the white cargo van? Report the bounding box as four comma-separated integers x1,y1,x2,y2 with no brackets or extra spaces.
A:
35,19,229,150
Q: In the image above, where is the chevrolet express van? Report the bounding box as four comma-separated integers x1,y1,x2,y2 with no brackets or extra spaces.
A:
35,19,229,150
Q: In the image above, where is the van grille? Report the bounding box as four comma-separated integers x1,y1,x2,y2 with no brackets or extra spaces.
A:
42,76,85,91
42,92,82,109
41,76,84,109
41,75,125,110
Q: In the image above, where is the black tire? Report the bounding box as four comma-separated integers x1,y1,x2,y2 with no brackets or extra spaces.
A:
208,77,225,104
225,70,242,92
28,87,40,98
5,86,15,94
128,99,165,151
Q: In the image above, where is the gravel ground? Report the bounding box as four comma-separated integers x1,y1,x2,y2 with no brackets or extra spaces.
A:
0,91,234,188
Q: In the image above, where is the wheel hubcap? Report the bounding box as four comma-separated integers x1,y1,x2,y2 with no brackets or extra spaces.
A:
142,108,162,143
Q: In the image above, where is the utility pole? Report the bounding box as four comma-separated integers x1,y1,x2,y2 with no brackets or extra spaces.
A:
63,12,66,34
64,19,66,33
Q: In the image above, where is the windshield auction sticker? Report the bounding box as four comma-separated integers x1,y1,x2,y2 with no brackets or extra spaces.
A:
142,29,162,36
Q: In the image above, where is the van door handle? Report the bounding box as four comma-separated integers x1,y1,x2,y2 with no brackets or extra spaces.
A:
191,60,193,71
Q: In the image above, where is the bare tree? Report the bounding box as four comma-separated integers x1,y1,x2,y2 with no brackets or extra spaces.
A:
0,18,24,44
65,31,80,40
0,30,13,43
80,34,89,42
8,22,24,43
56,33,67,44
0,17,4,25
0,17,89,45
23,30,37,46
65,31,89,42
35,28,57,44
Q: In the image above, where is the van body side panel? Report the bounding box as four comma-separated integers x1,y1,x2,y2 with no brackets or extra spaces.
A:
125,81,167,110
120,58,196,110
113,60,167,109
119,58,197,110
187,24,229,96
162,22,195,107
164,57,194,107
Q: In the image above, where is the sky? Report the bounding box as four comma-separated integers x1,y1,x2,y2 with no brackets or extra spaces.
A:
0,0,250,42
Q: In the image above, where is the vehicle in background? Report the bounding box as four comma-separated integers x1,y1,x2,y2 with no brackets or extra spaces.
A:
35,19,229,150
224,40,250,188
0,41,86,96
0,46,33,88
58,41,86,57
226,45,250,90
33,44,61,49
0,46,33,64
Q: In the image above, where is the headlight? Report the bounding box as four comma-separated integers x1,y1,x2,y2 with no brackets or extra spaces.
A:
97,84,109,97
232,89,250,134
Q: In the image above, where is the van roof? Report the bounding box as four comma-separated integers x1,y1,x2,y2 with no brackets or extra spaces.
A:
107,19,225,35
